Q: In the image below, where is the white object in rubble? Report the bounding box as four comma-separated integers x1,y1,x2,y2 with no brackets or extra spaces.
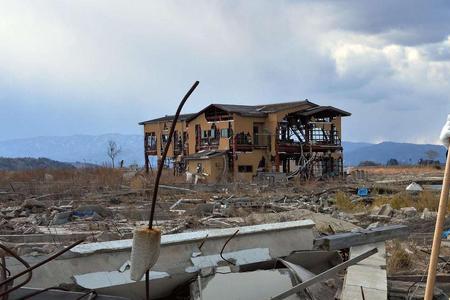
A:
186,172,193,183
440,114,450,148
406,182,423,192
130,226,161,281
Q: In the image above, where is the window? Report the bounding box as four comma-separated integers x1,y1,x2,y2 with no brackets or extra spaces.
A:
211,123,217,138
238,165,253,173
221,128,230,138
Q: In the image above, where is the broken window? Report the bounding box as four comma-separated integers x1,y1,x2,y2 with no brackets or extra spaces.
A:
146,132,157,151
238,165,253,173
221,128,230,138
211,123,217,138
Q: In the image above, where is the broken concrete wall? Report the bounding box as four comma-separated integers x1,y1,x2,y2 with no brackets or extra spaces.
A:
8,220,315,300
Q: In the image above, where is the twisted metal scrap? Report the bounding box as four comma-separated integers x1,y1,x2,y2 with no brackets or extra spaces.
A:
0,239,83,298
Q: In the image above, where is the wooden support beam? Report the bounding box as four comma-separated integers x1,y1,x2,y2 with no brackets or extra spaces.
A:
314,225,409,251
144,133,150,174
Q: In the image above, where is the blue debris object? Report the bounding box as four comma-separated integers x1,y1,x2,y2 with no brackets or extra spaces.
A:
72,210,95,218
442,229,450,239
357,187,369,197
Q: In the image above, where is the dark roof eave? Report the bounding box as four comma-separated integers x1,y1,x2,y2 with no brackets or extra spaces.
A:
139,113,197,125
141,101,351,125
300,106,351,117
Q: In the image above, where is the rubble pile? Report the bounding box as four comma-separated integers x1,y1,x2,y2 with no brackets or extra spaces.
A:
0,167,448,298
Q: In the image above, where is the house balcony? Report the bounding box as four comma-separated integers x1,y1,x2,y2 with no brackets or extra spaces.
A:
197,138,220,151
232,133,269,152
234,143,253,152
252,141,269,150
173,147,182,156
145,145,157,156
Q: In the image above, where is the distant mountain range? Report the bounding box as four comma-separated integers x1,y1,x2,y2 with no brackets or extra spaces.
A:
343,141,447,166
0,134,447,168
0,157,75,171
0,134,144,167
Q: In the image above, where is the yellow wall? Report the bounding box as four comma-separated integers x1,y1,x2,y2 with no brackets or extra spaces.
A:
186,156,226,183
232,114,266,134
143,120,188,157
186,113,234,154
234,149,268,180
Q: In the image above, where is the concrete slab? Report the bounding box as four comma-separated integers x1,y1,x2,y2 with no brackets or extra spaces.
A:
192,269,300,300
8,220,315,300
71,220,315,255
74,270,170,289
341,242,387,300
187,248,271,272
342,285,387,300
10,288,130,300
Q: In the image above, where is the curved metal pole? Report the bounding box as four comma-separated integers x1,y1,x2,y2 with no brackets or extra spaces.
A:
148,81,199,229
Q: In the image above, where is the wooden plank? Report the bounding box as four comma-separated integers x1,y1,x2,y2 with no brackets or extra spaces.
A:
314,225,409,251
389,274,450,283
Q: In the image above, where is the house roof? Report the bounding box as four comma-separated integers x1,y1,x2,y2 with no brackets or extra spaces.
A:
254,100,319,113
140,100,350,125
186,100,320,122
138,113,197,125
214,104,267,116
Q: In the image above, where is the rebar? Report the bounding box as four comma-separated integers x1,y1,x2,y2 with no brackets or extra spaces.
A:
220,229,239,266
148,81,199,229
0,239,83,297
0,244,32,298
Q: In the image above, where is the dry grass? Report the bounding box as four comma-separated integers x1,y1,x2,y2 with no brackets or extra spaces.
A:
145,168,188,185
358,165,442,176
0,167,126,195
387,241,413,273
0,166,192,197
372,191,441,211
335,191,364,213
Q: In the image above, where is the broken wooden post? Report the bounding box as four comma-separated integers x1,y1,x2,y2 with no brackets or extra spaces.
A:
424,138,450,300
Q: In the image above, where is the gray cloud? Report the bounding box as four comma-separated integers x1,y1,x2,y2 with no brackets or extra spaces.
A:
0,0,449,144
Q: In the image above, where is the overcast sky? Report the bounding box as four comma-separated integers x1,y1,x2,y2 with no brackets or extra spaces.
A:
0,1,449,143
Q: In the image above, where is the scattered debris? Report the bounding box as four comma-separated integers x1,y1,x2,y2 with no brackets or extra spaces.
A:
0,165,446,299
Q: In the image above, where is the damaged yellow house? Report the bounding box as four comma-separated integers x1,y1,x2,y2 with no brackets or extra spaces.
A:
139,100,350,182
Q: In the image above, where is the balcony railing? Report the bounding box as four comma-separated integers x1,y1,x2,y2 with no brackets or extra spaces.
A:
197,138,220,151
145,144,157,155
308,128,341,146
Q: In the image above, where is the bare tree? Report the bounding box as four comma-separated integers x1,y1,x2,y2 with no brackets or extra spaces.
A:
106,140,121,168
